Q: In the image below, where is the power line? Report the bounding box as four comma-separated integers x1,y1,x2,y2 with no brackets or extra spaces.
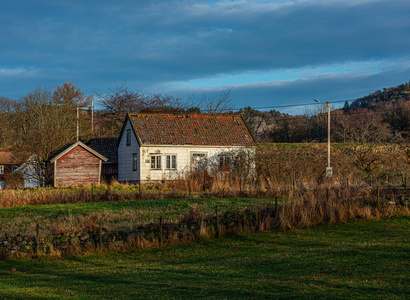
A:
231,98,355,111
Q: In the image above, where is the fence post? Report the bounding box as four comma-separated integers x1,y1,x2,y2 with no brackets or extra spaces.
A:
215,206,219,238
275,197,278,218
200,215,205,237
91,184,94,201
35,224,40,256
159,216,163,246
377,186,380,208
138,183,141,199
99,222,103,250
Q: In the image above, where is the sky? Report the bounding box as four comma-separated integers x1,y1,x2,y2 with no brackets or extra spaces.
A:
1,0,409,113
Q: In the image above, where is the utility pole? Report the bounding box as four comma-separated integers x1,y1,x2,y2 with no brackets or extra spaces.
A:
327,101,330,168
91,95,94,137
77,106,79,142
315,100,332,176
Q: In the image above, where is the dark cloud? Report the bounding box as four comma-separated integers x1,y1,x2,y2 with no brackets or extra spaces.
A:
0,0,409,108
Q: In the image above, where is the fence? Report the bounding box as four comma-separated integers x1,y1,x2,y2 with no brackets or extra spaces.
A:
1,200,281,259
1,195,409,260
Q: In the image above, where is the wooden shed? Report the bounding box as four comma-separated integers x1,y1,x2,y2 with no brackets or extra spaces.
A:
49,141,108,187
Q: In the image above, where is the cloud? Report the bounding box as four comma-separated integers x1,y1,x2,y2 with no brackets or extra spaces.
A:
0,0,409,105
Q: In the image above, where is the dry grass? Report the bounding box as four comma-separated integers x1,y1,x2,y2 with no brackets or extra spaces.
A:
274,197,408,231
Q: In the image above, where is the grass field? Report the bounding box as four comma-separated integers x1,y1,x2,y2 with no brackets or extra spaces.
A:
0,198,278,236
0,216,408,299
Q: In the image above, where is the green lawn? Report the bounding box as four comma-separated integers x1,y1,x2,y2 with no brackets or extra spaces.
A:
0,216,408,299
0,198,278,236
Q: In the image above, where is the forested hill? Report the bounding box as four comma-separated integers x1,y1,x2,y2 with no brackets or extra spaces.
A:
242,81,410,144
346,81,410,112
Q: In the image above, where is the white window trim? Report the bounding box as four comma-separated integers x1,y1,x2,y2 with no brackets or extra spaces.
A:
150,155,162,170
219,154,233,168
0,165,4,175
190,152,208,170
166,154,177,170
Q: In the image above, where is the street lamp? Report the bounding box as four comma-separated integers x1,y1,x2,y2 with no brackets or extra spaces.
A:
315,99,332,177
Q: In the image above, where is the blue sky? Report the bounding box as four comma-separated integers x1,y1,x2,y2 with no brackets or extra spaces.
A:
1,0,409,112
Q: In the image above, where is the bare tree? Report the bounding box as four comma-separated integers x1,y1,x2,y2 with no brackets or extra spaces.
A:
11,83,89,184
332,108,391,144
96,85,234,137
0,96,16,148
187,89,234,114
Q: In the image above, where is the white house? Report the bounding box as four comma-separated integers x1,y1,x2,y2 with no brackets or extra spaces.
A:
118,113,256,184
13,154,43,188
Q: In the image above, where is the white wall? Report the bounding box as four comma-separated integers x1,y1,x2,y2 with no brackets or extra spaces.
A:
21,165,42,188
139,145,247,181
118,119,140,183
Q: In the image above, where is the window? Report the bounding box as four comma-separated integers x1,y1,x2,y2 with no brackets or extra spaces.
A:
166,155,177,169
150,155,161,169
126,129,131,146
0,165,4,175
132,154,138,171
191,153,207,170
219,154,232,168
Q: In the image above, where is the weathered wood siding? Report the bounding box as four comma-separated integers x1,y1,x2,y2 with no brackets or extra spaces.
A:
54,145,101,186
101,163,118,183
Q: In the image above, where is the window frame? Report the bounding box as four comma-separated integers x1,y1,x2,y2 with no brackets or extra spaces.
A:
132,154,138,171
150,155,162,170
126,129,131,146
0,165,4,175
190,152,208,170
166,155,177,170
219,154,232,169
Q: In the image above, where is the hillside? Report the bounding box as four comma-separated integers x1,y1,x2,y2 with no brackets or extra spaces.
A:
243,81,410,143
347,81,410,111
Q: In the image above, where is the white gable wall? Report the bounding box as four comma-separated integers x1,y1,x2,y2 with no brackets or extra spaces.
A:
118,118,140,183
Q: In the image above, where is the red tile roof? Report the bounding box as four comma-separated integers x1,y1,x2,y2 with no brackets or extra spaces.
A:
129,113,256,146
0,152,20,165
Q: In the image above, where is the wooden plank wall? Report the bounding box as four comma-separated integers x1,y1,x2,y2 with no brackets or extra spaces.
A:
55,146,101,186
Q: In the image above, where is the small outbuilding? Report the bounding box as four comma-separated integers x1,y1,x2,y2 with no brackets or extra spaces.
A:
48,141,108,187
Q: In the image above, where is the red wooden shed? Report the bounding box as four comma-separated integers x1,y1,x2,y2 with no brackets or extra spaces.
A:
49,141,108,187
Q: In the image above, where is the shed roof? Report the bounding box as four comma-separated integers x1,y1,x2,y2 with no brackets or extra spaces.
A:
128,113,256,146
87,137,118,164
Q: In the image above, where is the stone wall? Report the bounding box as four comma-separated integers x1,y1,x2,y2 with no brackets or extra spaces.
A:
0,205,279,259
